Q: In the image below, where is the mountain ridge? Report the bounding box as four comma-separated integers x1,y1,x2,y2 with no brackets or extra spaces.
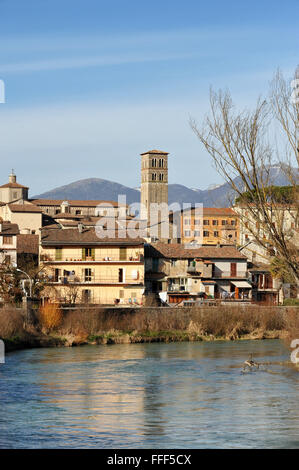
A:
32,167,293,208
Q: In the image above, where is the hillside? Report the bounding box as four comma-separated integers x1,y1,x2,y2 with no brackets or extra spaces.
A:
33,166,293,208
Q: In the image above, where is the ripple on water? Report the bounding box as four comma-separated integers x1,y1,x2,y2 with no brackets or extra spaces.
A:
0,340,298,448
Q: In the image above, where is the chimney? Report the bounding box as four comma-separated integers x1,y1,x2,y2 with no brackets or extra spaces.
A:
9,170,16,184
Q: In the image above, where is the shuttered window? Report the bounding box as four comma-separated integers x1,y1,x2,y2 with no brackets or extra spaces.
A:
55,247,62,261
119,247,127,260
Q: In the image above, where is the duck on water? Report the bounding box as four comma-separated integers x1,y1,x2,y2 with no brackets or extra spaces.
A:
243,354,260,371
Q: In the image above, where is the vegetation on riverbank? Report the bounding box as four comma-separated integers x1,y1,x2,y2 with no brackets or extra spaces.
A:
1,304,298,352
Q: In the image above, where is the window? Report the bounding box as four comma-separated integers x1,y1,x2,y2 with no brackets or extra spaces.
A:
194,231,200,237
184,218,191,225
54,268,61,282
82,247,95,260
222,220,227,225
203,231,209,237
230,263,237,277
212,220,218,226
170,259,176,266
55,247,62,261
84,268,92,282
214,231,219,237
194,219,200,225
118,268,124,283
231,220,236,226
4,255,11,264
152,173,157,181
203,220,209,225
76,210,81,215
119,247,127,260
3,235,13,245
184,230,191,237
159,159,164,168
152,158,157,167
119,290,124,298
82,289,92,303
159,173,164,181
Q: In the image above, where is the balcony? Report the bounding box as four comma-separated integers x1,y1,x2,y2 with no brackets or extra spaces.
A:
50,275,144,285
168,285,189,292
41,254,144,263
211,271,249,279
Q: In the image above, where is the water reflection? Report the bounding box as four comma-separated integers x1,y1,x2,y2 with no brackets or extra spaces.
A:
0,340,298,448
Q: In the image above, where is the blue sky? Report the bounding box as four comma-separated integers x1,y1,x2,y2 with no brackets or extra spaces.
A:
0,0,298,196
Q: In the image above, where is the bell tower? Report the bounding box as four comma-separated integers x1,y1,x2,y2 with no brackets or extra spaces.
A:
140,149,169,225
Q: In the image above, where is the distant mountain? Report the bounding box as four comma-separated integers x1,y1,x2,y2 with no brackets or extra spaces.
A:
33,166,294,208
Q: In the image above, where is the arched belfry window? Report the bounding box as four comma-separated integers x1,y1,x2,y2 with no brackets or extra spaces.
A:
159,173,164,181
152,158,157,168
159,159,164,168
152,173,157,181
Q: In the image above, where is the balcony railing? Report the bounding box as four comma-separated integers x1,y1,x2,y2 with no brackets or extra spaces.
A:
211,271,249,278
168,285,189,292
41,255,144,263
50,275,144,285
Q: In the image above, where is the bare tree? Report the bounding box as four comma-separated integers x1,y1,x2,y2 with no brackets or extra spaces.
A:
190,73,299,287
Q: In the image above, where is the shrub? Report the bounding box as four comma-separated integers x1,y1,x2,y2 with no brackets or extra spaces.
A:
39,302,63,331
283,298,299,306
0,306,25,339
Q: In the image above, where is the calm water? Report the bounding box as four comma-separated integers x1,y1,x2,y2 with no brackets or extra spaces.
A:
0,340,298,448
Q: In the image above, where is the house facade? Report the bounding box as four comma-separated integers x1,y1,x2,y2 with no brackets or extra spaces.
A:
0,222,19,266
145,243,250,303
40,226,145,305
178,207,239,246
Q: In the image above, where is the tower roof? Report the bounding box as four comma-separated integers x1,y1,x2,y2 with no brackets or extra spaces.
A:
140,149,169,156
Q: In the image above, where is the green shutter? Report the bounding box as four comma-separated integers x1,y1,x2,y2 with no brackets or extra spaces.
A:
120,247,126,260
55,247,62,261
91,248,95,260
82,248,86,261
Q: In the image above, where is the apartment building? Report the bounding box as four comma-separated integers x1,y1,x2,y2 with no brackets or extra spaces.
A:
30,199,125,218
235,203,298,264
40,226,145,305
145,243,250,303
179,207,239,245
0,222,19,266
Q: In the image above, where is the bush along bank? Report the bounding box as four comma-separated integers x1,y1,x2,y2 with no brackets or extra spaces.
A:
1,303,297,352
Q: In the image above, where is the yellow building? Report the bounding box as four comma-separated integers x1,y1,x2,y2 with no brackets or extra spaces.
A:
180,207,239,245
40,226,145,305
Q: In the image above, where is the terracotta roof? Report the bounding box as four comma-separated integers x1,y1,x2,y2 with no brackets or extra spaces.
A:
53,212,84,219
145,242,247,260
17,234,39,255
8,204,42,213
30,199,120,208
0,182,29,189
41,227,145,246
0,222,19,235
140,150,169,155
182,207,237,216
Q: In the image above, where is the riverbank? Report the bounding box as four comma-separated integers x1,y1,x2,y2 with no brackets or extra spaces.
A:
1,304,297,353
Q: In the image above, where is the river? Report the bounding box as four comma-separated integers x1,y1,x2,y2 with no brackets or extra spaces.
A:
0,340,298,448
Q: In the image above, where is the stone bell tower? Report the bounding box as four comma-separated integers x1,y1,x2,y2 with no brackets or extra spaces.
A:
140,149,169,235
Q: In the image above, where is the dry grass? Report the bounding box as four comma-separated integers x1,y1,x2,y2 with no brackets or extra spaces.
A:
0,306,25,339
283,307,299,343
57,305,288,341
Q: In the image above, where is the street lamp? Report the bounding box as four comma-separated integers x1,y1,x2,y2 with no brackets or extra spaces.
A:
16,268,32,298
